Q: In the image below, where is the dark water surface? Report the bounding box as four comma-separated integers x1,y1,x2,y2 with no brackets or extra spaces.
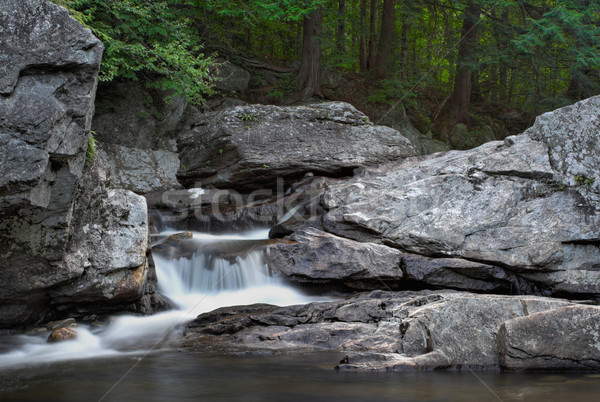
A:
1,351,599,401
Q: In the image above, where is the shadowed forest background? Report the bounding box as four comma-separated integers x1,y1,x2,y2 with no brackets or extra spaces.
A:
55,0,600,148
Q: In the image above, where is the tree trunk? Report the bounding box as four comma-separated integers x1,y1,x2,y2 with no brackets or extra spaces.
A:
373,0,395,78
495,8,509,103
336,0,347,57
359,0,368,72
399,9,409,81
449,1,479,125
297,10,323,100
367,0,377,70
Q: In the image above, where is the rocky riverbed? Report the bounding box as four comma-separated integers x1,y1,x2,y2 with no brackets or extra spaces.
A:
0,0,599,373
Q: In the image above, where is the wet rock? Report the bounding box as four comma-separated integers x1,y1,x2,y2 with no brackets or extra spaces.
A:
265,228,403,290
498,305,600,370
184,290,593,371
53,157,151,308
19,153,171,320
177,102,416,190
45,318,77,332
47,327,77,343
147,175,333,234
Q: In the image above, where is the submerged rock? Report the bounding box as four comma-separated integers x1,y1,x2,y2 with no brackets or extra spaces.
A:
176,102,416,190
183,290,599,371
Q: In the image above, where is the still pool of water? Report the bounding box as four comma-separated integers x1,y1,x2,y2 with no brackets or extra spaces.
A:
1,351,600,402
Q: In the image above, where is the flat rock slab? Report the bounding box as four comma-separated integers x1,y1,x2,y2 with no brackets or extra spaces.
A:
183,290,598,371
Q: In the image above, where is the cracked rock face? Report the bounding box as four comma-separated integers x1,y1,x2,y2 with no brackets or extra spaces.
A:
320,128,599,297
99,144,182,194
0,1,166,327
176,102,416,190
498,305,600,370
0,0,103,325
183,290,600,371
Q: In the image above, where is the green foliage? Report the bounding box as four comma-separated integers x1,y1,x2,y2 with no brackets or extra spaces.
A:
267,73,300,100
368,77,419,109
237,112,259,122
574,175,595,188
54,0,600,128
55,0,216,105
85,132,98,167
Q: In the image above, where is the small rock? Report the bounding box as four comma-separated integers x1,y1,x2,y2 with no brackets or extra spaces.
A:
47,327,78,343
45,318,77,331
165,231,193,243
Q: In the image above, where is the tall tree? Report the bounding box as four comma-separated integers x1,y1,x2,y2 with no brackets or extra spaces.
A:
297,9,324,99
359,0,368,71
448,1,480,125
399,6,410,81
336,0,347,55
373,0,396,78
367,0,378,70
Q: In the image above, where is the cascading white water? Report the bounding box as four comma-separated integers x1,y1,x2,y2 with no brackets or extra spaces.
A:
0,229,328,369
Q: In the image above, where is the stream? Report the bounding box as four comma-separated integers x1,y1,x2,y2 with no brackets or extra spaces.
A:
1,225,599,400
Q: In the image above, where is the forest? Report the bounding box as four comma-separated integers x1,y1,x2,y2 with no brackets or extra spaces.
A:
55,0,600,143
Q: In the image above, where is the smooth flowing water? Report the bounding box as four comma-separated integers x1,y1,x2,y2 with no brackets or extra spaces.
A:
0,228,327,369
2,352,600,401
1,227,599,401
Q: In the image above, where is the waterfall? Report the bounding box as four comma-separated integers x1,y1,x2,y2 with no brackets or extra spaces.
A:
0,228,328,368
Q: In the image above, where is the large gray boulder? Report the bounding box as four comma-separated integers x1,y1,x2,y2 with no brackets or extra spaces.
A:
265,228,404,290
183,290,599,370
320,104,600,297
50,156,167,315
176,102,416,190
0,0,103,325
0,0,166,327
525,96,600,198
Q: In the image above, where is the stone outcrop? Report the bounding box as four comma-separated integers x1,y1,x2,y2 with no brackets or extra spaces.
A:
50,156,161,314
0,0,103,326
524,96,600,200
183,290,600,370
316,118,600,297
265,228,404,290
176,102,416,190
498,305,600,370
0,0,166,327
99,144,181,194
91,81,184,194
